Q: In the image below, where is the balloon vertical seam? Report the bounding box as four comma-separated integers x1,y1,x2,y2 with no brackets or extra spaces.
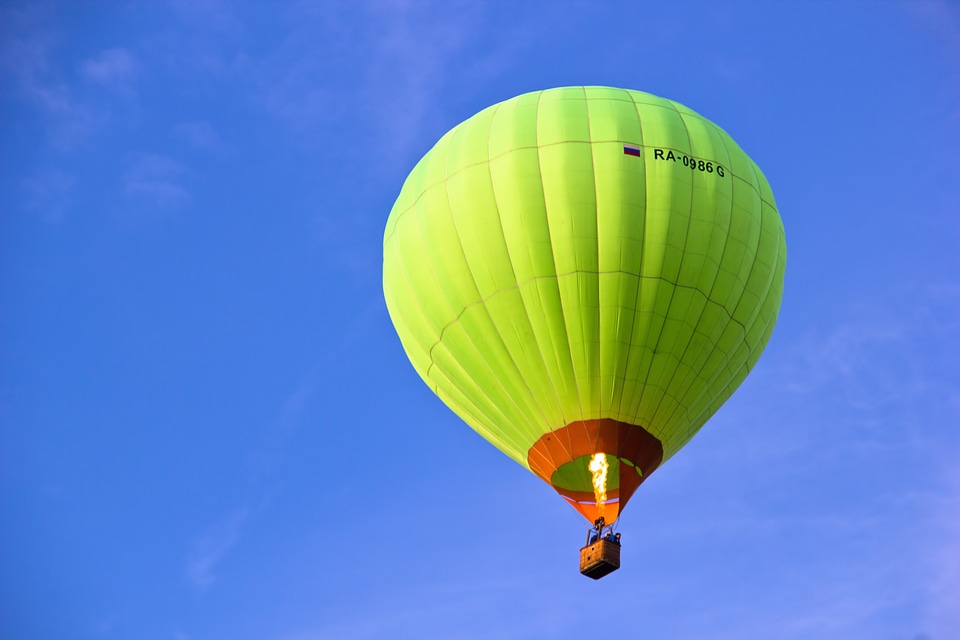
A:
485,97,571,436
658,119,744,442
400,133,531,458
627,98,698,441
479,98,558,445
582,85,603,424
534,89,584,428
611,89,652,427
423,117,540,458
643,105,727,438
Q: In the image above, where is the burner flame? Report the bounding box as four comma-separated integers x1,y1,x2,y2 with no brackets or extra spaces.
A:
588,453,608,512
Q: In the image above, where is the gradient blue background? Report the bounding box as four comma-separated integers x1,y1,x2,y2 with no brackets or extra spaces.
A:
2,2,958,638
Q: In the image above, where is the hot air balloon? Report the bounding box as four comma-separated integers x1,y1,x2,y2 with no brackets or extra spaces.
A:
382,86,785,578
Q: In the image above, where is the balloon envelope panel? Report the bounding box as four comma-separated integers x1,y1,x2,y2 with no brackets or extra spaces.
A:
383,86,785,521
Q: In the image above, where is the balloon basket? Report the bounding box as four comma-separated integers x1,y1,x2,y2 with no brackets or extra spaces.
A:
579,538,621,579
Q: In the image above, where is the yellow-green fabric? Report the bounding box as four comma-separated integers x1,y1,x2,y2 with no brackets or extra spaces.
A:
383,86,785,470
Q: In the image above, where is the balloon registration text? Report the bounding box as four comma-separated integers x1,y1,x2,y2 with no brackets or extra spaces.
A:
653,147,726,177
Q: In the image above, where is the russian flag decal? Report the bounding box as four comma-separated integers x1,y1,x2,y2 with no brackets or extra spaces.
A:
623,144,641,157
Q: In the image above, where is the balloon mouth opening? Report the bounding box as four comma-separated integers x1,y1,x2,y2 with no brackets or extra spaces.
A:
527,419,664,522
551,458,639,523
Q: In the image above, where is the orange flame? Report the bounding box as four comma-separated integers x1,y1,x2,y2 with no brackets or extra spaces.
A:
588,453,608,512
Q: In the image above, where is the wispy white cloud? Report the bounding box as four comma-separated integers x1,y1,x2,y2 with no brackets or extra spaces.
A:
80,47,137,91
250,383,316,479
280,576,579,640
767,282,959,422
91,613,125,637
21,168,76,224
237,1,514,277
775,321,908,407
0,9,139,149
712,55,755,83
169,0,243,33
310,211,377,276
173,121,227,153
907,0,960,127
0,20,96,148
357,1,486,158
185,508,248,590
913,463,960,634
246,1,511,161
628,463,956,639
908,0,960,63
123,154,190,208
146,0,246,81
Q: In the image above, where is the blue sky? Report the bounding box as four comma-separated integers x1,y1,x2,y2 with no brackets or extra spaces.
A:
2,1,958,638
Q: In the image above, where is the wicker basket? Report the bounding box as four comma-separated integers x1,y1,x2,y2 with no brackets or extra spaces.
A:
579,538,621,579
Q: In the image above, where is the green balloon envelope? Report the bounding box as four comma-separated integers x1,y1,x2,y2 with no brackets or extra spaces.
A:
383,86,786,523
